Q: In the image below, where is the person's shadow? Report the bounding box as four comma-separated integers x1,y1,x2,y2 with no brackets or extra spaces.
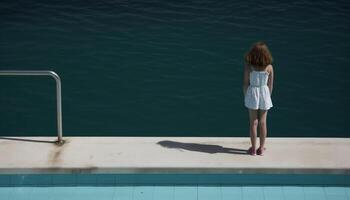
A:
157,140,248,155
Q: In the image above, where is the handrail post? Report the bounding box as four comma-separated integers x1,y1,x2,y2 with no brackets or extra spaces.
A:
0,70,64,145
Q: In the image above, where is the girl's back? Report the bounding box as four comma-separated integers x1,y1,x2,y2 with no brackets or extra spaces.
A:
244,64,273,110
243,41,274,156
249,65,270,87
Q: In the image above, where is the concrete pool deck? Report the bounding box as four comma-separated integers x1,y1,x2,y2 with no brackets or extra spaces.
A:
0,137,349,174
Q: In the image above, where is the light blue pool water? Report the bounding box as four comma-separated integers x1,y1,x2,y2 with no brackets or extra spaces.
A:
1,174,349,200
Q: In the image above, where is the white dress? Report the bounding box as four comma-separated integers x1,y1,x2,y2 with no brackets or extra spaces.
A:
244,68,273,110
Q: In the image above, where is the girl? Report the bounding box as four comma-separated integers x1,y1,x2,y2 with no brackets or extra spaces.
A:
243,42,274,156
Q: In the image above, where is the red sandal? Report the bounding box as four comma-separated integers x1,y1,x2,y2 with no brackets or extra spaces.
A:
247,147,256,156
257,147,266,156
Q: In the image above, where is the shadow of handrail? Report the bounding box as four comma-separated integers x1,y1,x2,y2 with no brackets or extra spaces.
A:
157,140,248,155
0,137,56,144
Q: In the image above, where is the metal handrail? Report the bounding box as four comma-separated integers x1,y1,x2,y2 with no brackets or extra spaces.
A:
0,70,64,145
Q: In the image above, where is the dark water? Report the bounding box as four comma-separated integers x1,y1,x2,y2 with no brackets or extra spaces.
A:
0,0,349,137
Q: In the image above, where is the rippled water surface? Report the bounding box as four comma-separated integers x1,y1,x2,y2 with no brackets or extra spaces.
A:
0,0,349,137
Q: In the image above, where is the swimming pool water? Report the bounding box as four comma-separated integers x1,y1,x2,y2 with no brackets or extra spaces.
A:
1,186,350,200
1,0,349,137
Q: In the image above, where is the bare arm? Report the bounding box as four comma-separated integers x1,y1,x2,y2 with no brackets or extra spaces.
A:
267,65,274,95
243,64,250,96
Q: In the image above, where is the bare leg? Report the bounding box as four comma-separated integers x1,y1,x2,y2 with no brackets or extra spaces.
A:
248,109,258,154
258,109,268,151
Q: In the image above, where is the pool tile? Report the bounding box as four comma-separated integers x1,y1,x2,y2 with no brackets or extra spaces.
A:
11,175,52,186
134,174,170,185
4,185,349,200
76,174,97,185
114,186,134,200
242,186,264,200
221,186,243,200
217,174,240,185
133,186,154,200
345,187,350,197
198,174,221,185
29,187,54,200
11,187,34,200
324,187,348,200
74,186,115,200
282,186,304,200
153,186,174,199
10,175,27,185
96,174,116,185
52,174,76,186
263,186,284,200
51,186,76,200
158,174,198,185
174,186,197,200
0,187,15,200
241,174,256,185
303,186,326,200
93,186,116,197
141,174,198,185
198,186,221,200
0,175,11,186
324,186,347,194
171,174,198,185
116,174,135,185
325,195,348,200
27,175,52,186
303,175,350,186
116,174,199,185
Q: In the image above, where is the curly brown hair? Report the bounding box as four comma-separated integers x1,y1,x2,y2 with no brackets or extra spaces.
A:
244,41,273,69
